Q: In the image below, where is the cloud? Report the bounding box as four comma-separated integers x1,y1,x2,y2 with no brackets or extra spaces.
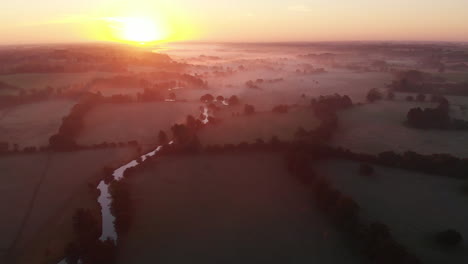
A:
288,5,312,12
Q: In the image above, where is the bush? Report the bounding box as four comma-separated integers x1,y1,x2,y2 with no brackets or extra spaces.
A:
244,104,255,115
367,88,383,102
272,104,289,114
435,229,463,247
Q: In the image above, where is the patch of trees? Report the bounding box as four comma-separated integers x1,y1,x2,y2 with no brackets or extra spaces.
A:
435,229,463,247
200,94,215,103
65,209,117,264
227,95,240,106
49,95,100,151
329,147,468,180
366,88,383,102
311,94,353,115
244,104,255,115
295,64,326,75
109,179,133,237
245,78,284,89
390,70,468,96
272,105,289,114
406,101,468,130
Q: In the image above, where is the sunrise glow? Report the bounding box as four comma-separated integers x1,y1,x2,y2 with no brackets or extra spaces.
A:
104,16,167,43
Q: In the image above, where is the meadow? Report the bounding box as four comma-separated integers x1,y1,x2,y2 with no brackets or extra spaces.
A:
315,159,468,264
118,152,361,264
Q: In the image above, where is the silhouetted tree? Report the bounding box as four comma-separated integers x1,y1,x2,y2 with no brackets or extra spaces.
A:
228,95,240,105
158,130,168,145
200,94,214,103
435,229,463,247
367,88,383,102
244,104,255,115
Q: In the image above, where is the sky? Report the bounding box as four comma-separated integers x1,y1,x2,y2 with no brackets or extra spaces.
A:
1,0,468,44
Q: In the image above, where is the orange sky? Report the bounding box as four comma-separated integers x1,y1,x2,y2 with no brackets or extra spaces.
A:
1,0,468,44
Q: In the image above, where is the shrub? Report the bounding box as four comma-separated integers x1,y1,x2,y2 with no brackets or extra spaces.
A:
435,229,463,247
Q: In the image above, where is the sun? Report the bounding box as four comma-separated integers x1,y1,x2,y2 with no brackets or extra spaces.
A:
113,17,166,43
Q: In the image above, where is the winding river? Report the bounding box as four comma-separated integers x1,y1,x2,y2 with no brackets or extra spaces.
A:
58,106,210,264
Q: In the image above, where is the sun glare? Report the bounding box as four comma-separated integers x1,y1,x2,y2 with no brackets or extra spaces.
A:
108,17,166,43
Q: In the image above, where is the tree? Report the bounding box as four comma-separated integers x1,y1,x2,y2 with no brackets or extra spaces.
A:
244,104,255,115
367,88,383,102
387,91,395,100
216,95,224,102
158,130,168,145
228,95,240,105
406,95,415,102
416,93,426,102
168,92,176,101
435,229,463,246
200,94,214,103
272,105,289,114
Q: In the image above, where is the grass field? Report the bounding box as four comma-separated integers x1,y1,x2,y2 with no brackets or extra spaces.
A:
0,147,137,264
118,152,361,264
315,159,468,264
332,100,468,157
78,102,202,146
0,100,76,149
198,107,319,145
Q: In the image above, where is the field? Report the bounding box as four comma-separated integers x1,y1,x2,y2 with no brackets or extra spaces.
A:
0,72,118,93
332,100,468,157
0,100,76,149
78,102,202,146
118,152,361,264
198,107,319,145
314,159,468,264
0,147,137,264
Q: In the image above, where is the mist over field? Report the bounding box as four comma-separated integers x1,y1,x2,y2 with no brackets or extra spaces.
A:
1,0,468,262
